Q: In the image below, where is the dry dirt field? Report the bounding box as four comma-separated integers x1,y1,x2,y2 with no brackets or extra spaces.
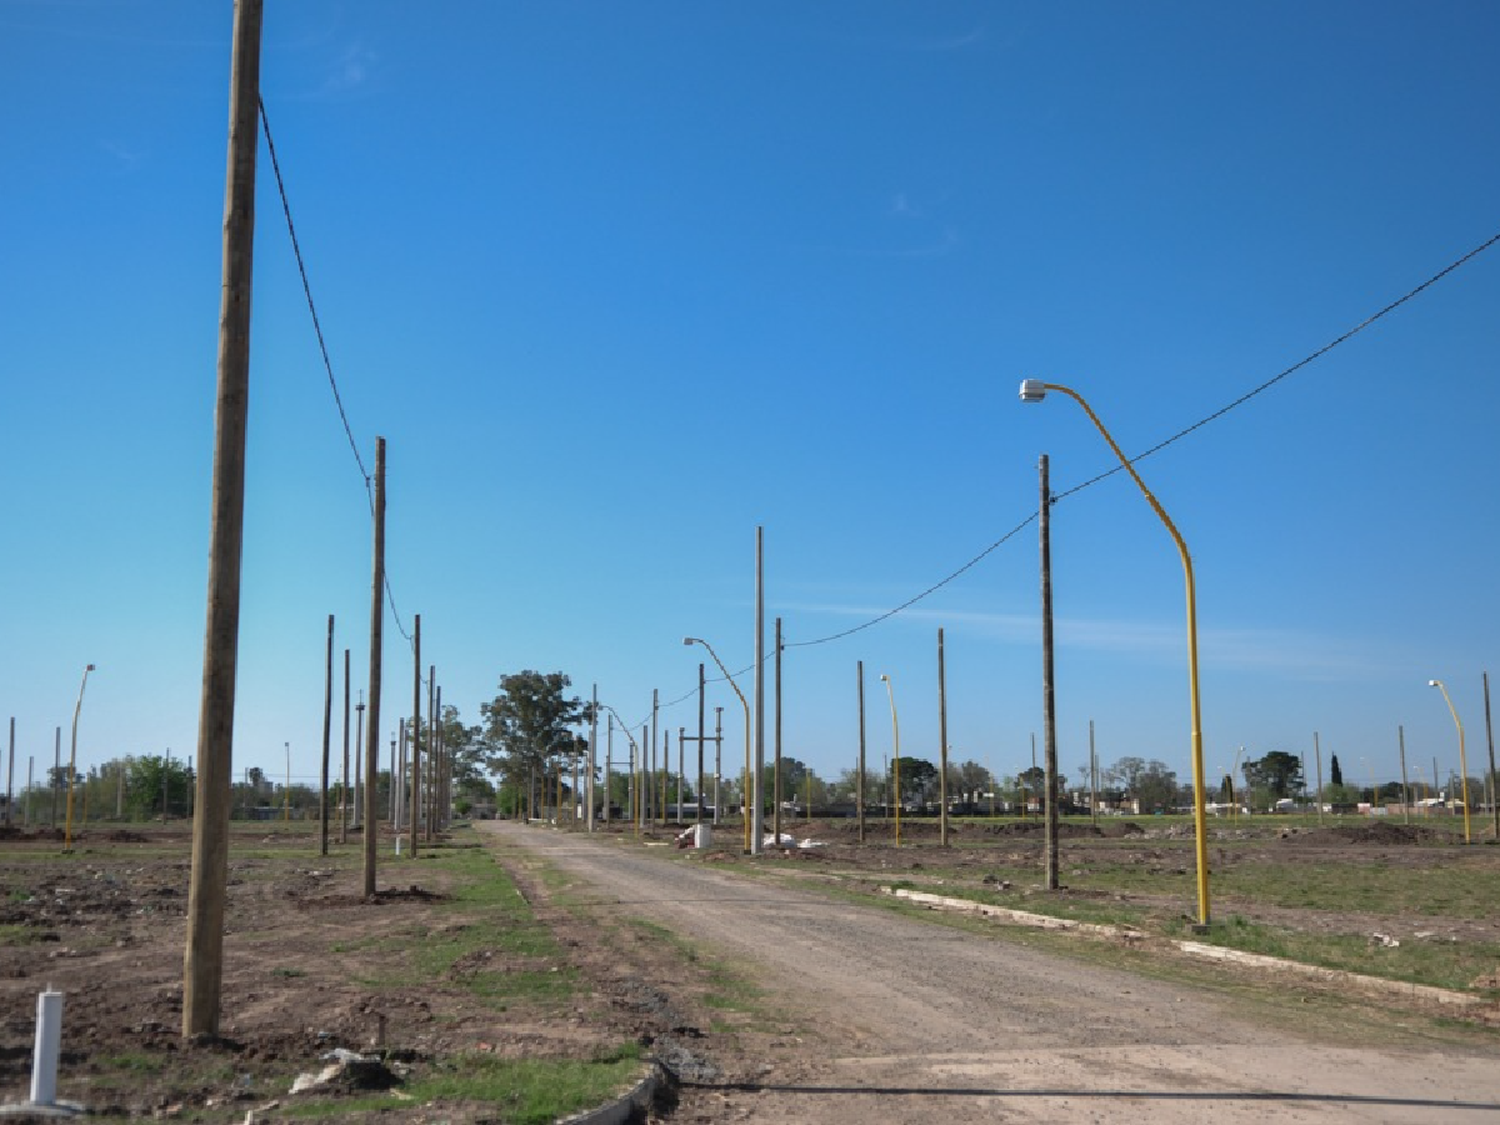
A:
1,816,1497,1123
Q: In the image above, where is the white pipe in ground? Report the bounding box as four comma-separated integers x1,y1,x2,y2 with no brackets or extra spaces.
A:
30,986,64,1106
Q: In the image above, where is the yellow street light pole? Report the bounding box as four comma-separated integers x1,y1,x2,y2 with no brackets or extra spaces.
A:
1429,679,1472,844
1020,379,1211,929
880,674,901,847
684,638,753,853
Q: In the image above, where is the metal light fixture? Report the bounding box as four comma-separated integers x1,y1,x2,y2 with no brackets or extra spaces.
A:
1019,378,1211,929
1428,679,1472,844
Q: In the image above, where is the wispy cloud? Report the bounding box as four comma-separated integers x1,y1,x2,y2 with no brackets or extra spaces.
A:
323,40,378,95
100,140,143,172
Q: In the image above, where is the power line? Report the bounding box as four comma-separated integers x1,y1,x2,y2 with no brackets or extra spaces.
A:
259,97,416,649
791,228,1500,645
659,228,1500,719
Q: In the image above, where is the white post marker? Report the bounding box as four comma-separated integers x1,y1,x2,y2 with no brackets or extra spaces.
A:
31,986,63,1106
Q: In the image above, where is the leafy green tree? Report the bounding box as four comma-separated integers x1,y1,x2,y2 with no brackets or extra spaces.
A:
891,757,938,806
125,754,193,821
480,671,593,795
1329,754,1343,786
1243,750,1304,800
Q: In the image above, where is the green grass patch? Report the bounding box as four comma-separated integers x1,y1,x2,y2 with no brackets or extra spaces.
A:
1191,914,1500,994
280,1046,647,1124
338,839,579,1010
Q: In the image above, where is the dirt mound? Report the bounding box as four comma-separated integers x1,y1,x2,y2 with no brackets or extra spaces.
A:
976,821,1109,838
0,824,63,841
1299,822,1440,845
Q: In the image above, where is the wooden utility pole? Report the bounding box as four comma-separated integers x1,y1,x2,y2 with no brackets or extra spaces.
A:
183,0,263,1040
1314,733,1325,826
1040,454,1060,891
650,689,659,826
340,648,350,843
938,628,949,848
5,717,13,827
1398,725,1410,826
361,438,386,896
1090,720,1098,828
320,615,333,856
426,663,435,840
773,617,782,844
408,614,420,857
1485,672,1498,840
856,661,866,844
696,666,706,824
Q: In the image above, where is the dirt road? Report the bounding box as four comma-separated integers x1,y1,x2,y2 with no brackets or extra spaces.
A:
479,821,1500,1124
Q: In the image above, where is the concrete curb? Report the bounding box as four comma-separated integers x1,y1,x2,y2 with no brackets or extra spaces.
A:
555,1061,663,1125
884,887,1144,941
1173,940,1483,1008
882,887,1484,1009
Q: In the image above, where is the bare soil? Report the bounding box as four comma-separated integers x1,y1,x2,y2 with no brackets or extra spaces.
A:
1,817,1497,1124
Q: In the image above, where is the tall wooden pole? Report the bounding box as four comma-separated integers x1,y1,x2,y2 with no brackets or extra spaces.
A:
361,438,386,896
589,684,599,831
1398,725,1410,826
696,665,706,824
1090,720,1098,827
650,689,659,826
1484,672,1498,840
856,661,866,844
340,648,350,843
1040,454,1060,891
426,664,435,840
938,628,949,848
5,717,13,827
773,617,782,843
1314,733,1325,826
408,615,420,857
183,0,263,1040
752,526,765,854
320,615,333,856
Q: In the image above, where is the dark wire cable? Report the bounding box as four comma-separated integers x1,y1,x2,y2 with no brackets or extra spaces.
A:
659,228,1500,718
259,97,415,648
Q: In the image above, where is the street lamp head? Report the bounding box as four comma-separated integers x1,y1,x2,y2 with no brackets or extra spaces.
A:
683,637,699,647
1018,379,1048,404
879,673,889,683
1428,679,1440,688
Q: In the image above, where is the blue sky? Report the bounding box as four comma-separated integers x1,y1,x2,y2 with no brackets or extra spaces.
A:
2,1,1497,802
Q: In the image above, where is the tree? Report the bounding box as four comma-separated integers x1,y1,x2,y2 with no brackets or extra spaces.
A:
480,671,593,796
1330,754,1343,786
125,754,193,821
1243,750,1303,801
891,757,938,807
1017,765,1046,808
953,760,991,803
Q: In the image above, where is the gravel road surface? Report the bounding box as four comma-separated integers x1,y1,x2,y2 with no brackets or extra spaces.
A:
480,822,1500,1124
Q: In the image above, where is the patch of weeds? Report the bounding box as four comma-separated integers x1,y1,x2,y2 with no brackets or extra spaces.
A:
280,1048,647,1124
0,923,50,946
1188,914,1500,993
100,1052,165,1075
